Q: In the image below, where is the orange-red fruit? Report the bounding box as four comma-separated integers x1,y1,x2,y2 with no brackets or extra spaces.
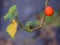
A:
44,6,54,16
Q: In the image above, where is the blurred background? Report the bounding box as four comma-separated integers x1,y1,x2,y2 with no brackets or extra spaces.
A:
0,0,60,45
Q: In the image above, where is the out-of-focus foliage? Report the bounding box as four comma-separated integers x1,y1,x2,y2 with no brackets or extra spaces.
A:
35,20,40,26
6,20,18,39
45,16,53,24
40,12,59,25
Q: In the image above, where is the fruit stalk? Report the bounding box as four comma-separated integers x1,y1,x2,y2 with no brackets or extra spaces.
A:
32,0,49,31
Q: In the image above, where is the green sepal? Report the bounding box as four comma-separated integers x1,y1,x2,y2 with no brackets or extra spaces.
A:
25,21,35,32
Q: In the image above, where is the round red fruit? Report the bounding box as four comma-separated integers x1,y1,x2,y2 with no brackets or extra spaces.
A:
44,6,54,16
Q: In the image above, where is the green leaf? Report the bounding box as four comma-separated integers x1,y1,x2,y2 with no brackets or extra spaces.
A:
9,5,17,14
4,13,10,20
3,5,18,21
4,13,17,21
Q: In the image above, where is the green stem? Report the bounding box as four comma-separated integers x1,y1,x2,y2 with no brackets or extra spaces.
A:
15,16,25,29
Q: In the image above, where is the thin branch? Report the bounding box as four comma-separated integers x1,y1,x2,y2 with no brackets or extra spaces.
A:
32,0,49,31
14,0,49,32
